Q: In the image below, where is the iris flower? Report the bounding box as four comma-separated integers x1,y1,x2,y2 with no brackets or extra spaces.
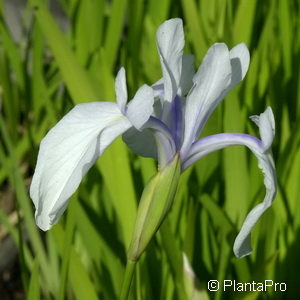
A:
30,18,276,258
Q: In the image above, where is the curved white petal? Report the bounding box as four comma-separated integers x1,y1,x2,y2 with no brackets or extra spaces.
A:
234,108,276,257
233,151,276,257
181,43,251,157
115,67,128,113
178,54,195,96
156,18,184,103
250,107,275,150
183,108,276,258
122,127,157,158
30,102,131,231
183,133,276,258
181,43,231,156
126,84,154,130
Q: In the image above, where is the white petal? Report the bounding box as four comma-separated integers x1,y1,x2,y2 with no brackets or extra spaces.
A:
233,152,276,257
123,116,177,168
115,67,128,113
234,108,276,257
183,111,276,258
228,43,250,90
152,78,164,99
156,18,184,103
181,43,231,155
181,43,250,156
122,127,157,158
250,107,275,150
178,54,195,96
126,84,154,130
30,102,131,231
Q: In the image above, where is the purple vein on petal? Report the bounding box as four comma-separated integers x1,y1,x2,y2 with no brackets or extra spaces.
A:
170,95,183,150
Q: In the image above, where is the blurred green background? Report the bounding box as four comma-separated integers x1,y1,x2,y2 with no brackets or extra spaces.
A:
0,0,299,299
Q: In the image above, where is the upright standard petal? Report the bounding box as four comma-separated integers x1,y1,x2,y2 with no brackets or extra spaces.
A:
30,102,131,231
115,67,128,114
181,43,231,156
178,54,195,97
156,18,184,103
181,43,250,158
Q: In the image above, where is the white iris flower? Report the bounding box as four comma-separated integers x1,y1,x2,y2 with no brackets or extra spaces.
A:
30,18,276,258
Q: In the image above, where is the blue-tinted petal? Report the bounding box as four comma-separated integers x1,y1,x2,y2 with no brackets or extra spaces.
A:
183,127,276,258
145,117,176,168
181,43,250,157
181,43,231,156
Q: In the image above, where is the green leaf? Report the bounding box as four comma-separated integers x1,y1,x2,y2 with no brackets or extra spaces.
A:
223,92,249,226
29,0,97,102
181,0,207,58
27,259,41,300
233,0,257,45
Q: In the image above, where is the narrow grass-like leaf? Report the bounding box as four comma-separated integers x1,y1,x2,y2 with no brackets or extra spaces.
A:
180,0,207,58
29,0,97,102
104,0,127,71
57,198,77,300
27,259,41,300
233,0,257,45
52,225,99,300
278,0,292,80
223,92,249,225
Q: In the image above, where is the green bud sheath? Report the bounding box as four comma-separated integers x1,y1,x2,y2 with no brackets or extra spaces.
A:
128,154,181,262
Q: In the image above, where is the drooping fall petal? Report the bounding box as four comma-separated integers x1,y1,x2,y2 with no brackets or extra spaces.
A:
183,108,276,258
30,102,132,231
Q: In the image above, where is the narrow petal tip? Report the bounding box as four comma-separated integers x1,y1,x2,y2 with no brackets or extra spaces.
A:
157,18,183,35
233,241,252,258
250,107,275,150
115,67,128,113
233,225,253,258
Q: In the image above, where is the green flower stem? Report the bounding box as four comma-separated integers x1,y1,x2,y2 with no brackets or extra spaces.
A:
120,260,136,300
